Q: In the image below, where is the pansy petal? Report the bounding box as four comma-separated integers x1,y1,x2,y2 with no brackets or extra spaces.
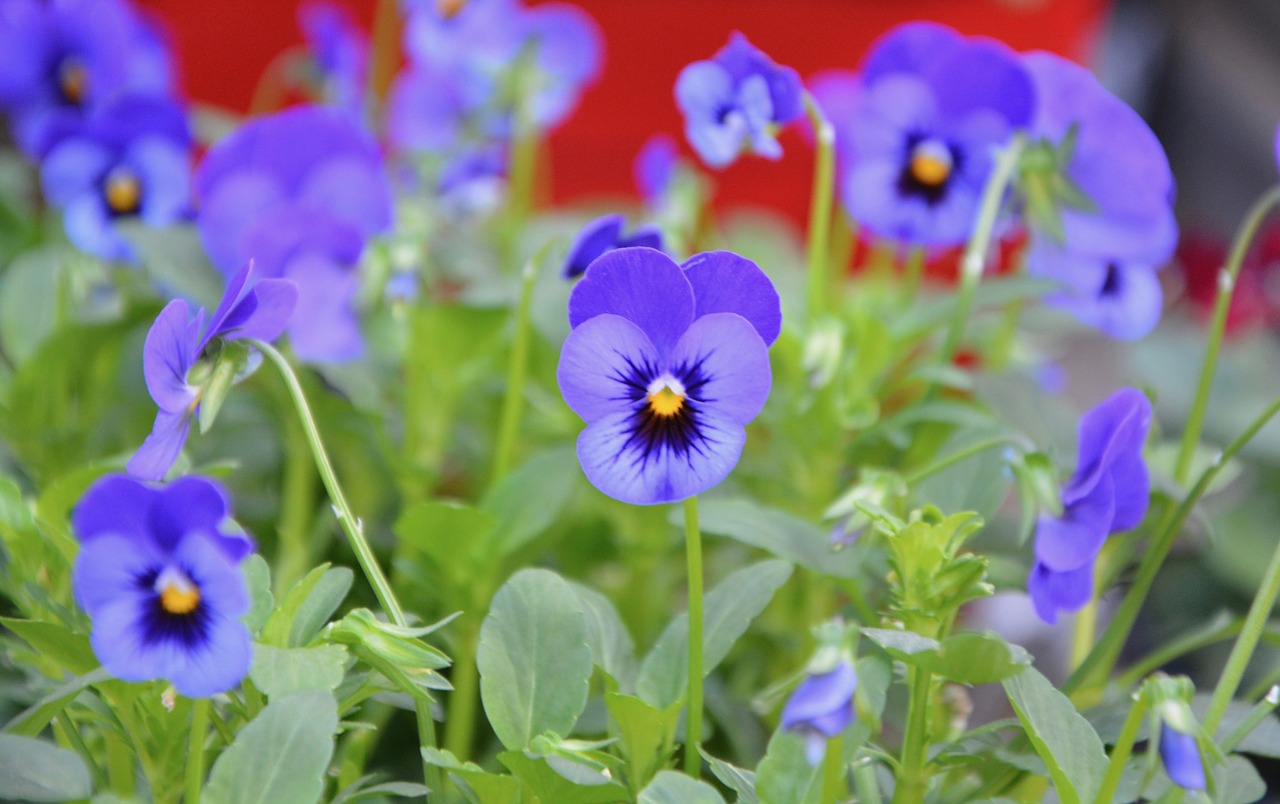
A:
1108,451,1150,532
40,139,113,207
1064,386,1152,504
297,156,393,238
220,278,298,343
668,312,772,424
72,475,160,545
126,409,192,482
73,534,160,614
197,170,285,275
129,137,191,226
781,662,857,729
284,251,363,362
568,247,695,356
618,224,664,253
149,478,231,554
1034,473,1115,572
925,39,1034,126
64,194,132,262
681,251,781,346
1159,724,1207,791
862,21,963,83
172,530,250,615
1028,559,1095,625
557,313,659,422
142,299,200,412
563,214,624,279
170,609,252,698
90,594,170,684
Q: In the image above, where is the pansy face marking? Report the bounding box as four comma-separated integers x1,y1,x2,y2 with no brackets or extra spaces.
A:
103,166,142,216
57,56,89,105
900,136,955,204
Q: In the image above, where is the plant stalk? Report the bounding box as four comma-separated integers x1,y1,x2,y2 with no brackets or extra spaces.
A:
804,92,836,321
683,496,705,777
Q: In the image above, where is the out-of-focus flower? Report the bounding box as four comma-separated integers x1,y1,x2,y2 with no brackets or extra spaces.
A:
562,214,663,279
781,659,857,765
804,69,860,168
299,1,368,115
195,105,392,362
1028,387,1151,624
128,263,297,481
841,22,1034,246
633,134,677,207
39,94,189,262
675,32,803,168
557,248,779,504
1158,722,1206,791
436,145,507,219
0,0,174,158
72,474,254,698
388,61,490,153
1021,52,1177,340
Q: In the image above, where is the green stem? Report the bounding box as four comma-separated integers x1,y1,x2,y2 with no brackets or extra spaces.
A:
274,407,317,595
1174,184,1280,485
900,247,925,306
935,135,1026,375
853,761,883,804
54,714,106,792
248,339,440,791
490,251,541,488
1066,394,1280,698
1203,533,1280,735
502,108,539,267
987,248,1029,372
820,735,846,804
1116,620,1245,691
893,663,934,804
830,209,858,285
185,699,210,804
442,616,483,762
903,435,1019,486
804,92,836,321
1220,686,1279,753
1093,691,1148,804
683,496,704,777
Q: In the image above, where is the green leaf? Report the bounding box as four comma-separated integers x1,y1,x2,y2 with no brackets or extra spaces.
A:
477,568,592,750
2,618,98,675
480,447,579,557
249,644,349,699
261,564,353,648
0,734,92,802
755,729,822,804
3,668,112,737
241,555,274,635
638,770,726,804
606,693,681,793
0,246,67,364
395,501,496,597
498,751,626,803
701,750,758,804
861,628,1030,685
422,747,524,804
1003,666,1106,804
329,779,430,804
117,221,226,309
567,580,637,689
637,560,793,709
204,691,339,804
690,499,861,579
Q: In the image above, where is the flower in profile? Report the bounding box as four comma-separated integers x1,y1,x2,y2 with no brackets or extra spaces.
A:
72,474,254,697
781,659,857,764
842,22,1034,246
299,1,369,115
562,214,664,279
1028,388,1151,624
633,134,677,208
1158,722,1206,791
128,263,297,481
675,32,803,168
39,94,190,262
557,248,780,504
1021,52,1177,340
195,105,392,362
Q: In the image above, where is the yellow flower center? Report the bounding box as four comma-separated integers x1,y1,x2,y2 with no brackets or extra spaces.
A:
156,569,200,615
436,0,468,19
646,377,686,418
104,170,142,215
58,60,88,105
909,140,953,187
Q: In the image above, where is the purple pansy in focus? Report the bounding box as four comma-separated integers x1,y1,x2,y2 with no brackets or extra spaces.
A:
562,214,664,280
557,247,780,505
1022,52,1177,340
128,263,297,481
1028,388,1151,624
1158,722,1206,791
634,134,677,207
40,94,189,262
299,1,368,115
843,22,1034,246
675,32,803,168
72,474,253,698
195,105,392,362
781,660,857,765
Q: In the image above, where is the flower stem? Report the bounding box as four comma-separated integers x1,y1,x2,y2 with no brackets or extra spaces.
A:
443,616,482,762
820,735,846,804
1220,686,1279,753
274,407,317,595
853,761,883,804
185,698,210,804
899,246,925,306
502,109,539,267
248,339,440,791
1093,690,1148,804
1174,184,1280,485
893,663,934,804
1066,393,1280,699
804,92,836,321
683,495,704,777
902,434,1020,486
935,135,1026,377
490,248,542,488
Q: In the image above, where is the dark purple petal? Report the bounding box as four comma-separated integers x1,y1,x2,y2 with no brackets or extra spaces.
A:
1107,451,1150,532
861,21,962,84
563,214,625,279
781,661,857,734
923,39,1034,127
205,263,298,346
1159,723,1206,791
1034,474,1115,573
72,475,161,545
667,312,772,424
1065,387,1152,506
557,313,660,422
567,247,695,357
681,251,781,346
148,477,232,555
618,224,664,252
1028,558,1094,624
283,251,363,362
127,409,192,481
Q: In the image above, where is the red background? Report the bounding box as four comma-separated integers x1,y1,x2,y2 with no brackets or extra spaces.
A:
136,0,1110,221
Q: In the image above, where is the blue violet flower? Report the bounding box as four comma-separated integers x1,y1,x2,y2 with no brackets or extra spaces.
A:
634,133,677,208
1158,721,1206,791
781,660,858,765
562,213,664,279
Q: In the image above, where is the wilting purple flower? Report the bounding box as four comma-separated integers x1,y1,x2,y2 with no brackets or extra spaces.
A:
633,134,677,207
1022,52,1177,340
39,94,189,262
0,0,173,158
128,263,297,481
675,32,803,168
842,22,1033,246
195,105,392,362
299,1,368,115
562,214,664,279
1158,722,1206,791
72,474,253,698
1029,388,1151,624
781,660,857,765
557,248,780,505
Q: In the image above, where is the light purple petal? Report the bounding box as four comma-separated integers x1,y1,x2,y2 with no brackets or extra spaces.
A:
667,312,771,424
1028,558,1095,625
781,661,857,731
284,251,363,362
142,300,201,412
170,609,252,698
1030,242,1165,340
681,251,781,346
89,594,173,684
557,313,659,422
172,530,250,615
64,193,133,262
73,534,159,615
127,136,190,227
567,247,695,357
296,156,392,238
197,170,286,275
126,409,192,482
634,134,677,204
40,139,113,207
1159,723,1207,791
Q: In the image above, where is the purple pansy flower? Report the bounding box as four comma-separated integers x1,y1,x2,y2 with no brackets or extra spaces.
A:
675,32,803,168
1158,721,1206,791
195,105,392,362
1022,52,1177,340
842,22,1034,246
388,60,498,153
557,247,780,505
39,94,189,262
562,214,664,280
72,474,253,698
299,1,368,115
781,660,858,765
436,145,507,219
128,263,297,481
633,134,677,207
1028,388,1151,624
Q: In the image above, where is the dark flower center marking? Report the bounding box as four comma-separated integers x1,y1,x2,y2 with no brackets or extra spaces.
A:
612,355,715,467
138,565,209,648
1100,262,1121,298
898,134,960,206
57,57,88,106
103,168,143,216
